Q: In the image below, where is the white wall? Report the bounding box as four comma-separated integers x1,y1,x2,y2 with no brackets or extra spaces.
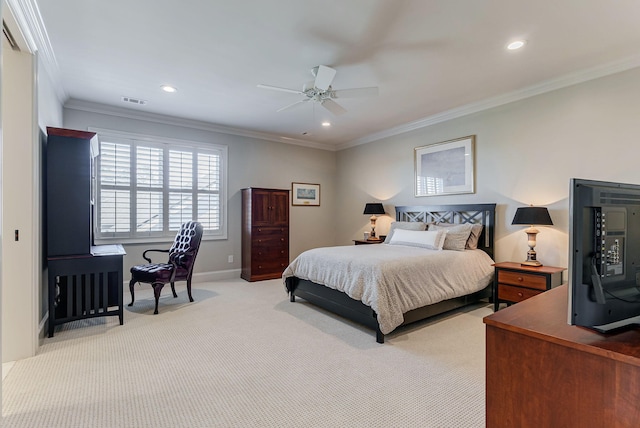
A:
37,62,63,131
1,35,37,362
336,67,640,270
63,107,338,277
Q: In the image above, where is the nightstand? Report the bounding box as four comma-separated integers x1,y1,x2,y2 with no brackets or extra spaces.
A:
493,262,565,311
353,239,384,245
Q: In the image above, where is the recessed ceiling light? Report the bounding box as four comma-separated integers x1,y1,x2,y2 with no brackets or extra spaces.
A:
161,85,177,93
507,40,526,50
321,121,331,127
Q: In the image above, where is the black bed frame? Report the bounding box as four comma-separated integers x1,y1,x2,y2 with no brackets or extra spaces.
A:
286,203,496,343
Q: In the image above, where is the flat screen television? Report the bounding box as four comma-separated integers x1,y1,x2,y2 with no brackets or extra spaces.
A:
569,178,640,332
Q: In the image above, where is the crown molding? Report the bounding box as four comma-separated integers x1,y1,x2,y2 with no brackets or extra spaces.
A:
337,55,640,151
6,0,640,153
64,99,336,151
6,0,68,103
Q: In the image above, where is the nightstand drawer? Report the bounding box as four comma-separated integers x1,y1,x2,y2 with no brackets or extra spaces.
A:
498,284,542,303
498,270,547,290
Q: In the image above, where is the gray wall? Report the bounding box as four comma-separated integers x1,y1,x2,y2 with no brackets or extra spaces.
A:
38,57,63,327
336,67,640,270
63,107,338,277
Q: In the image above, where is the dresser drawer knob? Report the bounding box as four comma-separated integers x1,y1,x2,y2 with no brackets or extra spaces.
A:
517,277,523,282
518,292,523,297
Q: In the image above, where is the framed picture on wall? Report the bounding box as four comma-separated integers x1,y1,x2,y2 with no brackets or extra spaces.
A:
292,182,320,206
414,135,475,197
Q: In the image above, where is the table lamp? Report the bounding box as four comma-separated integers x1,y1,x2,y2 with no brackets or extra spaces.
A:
511,206,553,266
363,203,385,240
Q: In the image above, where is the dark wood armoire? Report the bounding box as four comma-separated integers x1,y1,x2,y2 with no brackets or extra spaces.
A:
241,188,289,281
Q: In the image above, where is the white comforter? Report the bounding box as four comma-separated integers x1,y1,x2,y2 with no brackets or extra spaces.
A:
282,244,494,334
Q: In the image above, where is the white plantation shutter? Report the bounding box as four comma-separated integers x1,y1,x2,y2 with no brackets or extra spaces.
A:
136,146,163,233
168,150,193,231
169,150,193,189
137,191,163,232
100,189,130,233
197,153,221,229
99,142,131,233
94,130,227,242
168,193,193,230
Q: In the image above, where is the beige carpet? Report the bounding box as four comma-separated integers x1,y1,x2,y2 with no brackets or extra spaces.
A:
2,278,490,427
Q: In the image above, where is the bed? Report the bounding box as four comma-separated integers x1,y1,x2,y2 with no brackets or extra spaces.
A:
283,204,496,343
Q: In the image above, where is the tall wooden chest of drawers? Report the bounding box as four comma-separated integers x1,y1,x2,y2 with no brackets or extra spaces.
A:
241,188,290,281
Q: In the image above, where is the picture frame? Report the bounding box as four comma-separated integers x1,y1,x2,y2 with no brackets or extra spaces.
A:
292,182,320,206
415,135,475,197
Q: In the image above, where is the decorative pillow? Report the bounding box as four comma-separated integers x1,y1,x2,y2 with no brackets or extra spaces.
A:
383,221,427,243
429,223,473,251
431,222,484,250
388,229,447,250
465,224,484,250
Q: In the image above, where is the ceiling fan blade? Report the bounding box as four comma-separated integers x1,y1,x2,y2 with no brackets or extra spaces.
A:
314,65,337,91
331,86,379,99
321,99,347,116
276,99,309,112
257,84,304,95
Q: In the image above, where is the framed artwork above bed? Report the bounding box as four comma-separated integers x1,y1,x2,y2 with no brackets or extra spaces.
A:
415,135,475,197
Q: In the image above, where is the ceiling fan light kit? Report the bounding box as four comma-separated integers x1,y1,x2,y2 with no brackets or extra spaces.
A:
258,65,379,116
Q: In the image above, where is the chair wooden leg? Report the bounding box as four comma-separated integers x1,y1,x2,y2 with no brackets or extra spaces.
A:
170,282,178,298
187,278,194,302
152,283,164,314
128,279,137,307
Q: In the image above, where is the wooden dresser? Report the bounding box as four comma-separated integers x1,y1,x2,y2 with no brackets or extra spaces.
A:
484,285,640,427
241,188,290,281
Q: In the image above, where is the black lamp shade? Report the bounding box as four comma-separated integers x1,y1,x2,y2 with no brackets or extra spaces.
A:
363,203,385,215
511,207,553,226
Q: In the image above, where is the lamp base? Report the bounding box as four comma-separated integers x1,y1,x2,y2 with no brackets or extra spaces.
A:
521,246,542,267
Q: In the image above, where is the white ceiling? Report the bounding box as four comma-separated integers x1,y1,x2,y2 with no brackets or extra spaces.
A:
34,0,640,150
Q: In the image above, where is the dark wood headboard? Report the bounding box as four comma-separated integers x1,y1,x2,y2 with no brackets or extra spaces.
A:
395,204,496,259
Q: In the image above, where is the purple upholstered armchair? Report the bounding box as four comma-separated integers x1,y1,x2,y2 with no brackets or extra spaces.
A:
129,221,203,314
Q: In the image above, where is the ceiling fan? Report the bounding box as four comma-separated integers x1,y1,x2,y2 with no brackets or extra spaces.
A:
257,65,378,116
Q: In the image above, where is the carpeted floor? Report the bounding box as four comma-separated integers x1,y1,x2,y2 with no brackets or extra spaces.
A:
2,278,490,427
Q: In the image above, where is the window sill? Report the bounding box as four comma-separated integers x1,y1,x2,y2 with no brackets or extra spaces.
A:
94,233,227,246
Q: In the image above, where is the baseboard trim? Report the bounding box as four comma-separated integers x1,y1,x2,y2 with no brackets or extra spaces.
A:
192,269,242,282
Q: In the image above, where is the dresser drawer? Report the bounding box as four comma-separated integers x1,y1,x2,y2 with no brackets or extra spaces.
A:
253,226,288,236
252,247,288,261
498,284,543,303
498,270,547,290
253,235,288,248
251,258,289,274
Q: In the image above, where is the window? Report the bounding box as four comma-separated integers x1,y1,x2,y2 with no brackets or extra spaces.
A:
93,129,227,243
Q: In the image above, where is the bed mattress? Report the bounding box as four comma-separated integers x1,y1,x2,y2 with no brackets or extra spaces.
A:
283,244,494,334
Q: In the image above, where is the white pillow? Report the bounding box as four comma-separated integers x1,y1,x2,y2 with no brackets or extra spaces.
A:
383,221,427,243
388,229,447,250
